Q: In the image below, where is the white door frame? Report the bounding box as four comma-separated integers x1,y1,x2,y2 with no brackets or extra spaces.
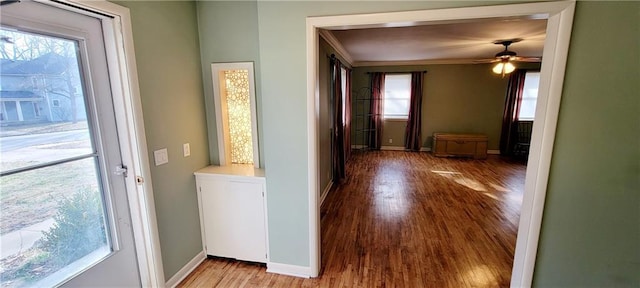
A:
42,1,165,286
306,1,575,286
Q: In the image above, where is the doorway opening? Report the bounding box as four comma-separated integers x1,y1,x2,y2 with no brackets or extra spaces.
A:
306,2,576,286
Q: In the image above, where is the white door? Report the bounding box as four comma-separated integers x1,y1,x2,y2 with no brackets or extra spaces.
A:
1,1,140,286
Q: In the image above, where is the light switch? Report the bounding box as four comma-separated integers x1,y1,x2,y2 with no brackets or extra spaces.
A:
154,148,168,166
183,143,191,157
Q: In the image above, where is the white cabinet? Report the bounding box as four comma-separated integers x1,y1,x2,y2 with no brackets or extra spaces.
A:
195,165,268,263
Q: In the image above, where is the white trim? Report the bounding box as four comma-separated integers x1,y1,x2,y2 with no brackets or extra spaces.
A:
165,251,206,288
354,58,508,67
318,30,354,66
307,1,571,29
420,147,431,152
266,262,312,278
306,1,576,286
65,1,165,286
320,181,333,207
511,2,575,286
488,150,501,155
380,146,406,151
211,62,260,168
306,17,321,278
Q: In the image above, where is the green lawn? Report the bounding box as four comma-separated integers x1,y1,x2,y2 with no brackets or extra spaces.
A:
0,158,99,234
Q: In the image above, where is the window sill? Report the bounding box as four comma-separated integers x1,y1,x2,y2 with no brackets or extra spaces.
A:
384,118,408,122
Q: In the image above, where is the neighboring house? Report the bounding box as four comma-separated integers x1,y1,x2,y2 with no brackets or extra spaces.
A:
0,53,85,125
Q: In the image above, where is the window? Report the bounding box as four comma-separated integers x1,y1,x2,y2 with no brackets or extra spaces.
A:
1,27,110,286
340,67,347,124
383,74,411,119
519,72,540,120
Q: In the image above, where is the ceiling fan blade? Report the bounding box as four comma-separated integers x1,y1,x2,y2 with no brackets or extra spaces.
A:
472,58,498,64
514,56,542,62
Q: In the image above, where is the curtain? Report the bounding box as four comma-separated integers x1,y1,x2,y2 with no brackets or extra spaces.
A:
499,70,527,155
331,57,345,180
368,72,385,149
405,72,424,151
344,68,352,162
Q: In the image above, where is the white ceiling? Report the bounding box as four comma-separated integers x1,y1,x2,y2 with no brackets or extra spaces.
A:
327,18,547,66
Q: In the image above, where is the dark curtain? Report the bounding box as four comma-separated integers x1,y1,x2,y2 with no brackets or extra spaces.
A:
368,72,385,149
331,57,345,180
344,68,352,162
405,72,424,151
499,70,527,155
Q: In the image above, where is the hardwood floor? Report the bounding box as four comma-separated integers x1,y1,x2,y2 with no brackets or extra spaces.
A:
178,151,526,288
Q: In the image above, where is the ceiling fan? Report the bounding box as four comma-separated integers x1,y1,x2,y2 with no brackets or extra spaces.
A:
476,38,541,77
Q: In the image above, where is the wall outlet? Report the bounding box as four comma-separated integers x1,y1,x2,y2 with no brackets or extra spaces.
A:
388,138,393,144
154,148,168,166
183,143,191,157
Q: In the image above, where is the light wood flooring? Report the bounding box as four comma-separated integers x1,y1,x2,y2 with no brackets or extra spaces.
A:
178,151,526,287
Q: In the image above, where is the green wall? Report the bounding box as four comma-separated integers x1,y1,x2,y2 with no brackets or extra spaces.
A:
196,1,263,167
533,1,640,286
115,0,638,285
352,64,517,150
254,0,640,283
255,0,509,268
111,1,209,279
318,37,351,196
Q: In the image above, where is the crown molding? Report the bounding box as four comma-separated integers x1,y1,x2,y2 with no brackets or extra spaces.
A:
353,58,494,67
318,29,354,67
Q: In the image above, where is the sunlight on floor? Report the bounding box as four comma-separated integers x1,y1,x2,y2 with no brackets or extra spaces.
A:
483,193,500,200
489,182,510,192
460,265,498,287
431,170,488,191
431,169,526,211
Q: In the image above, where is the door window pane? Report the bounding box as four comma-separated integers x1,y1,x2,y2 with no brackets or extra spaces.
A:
1,29,110,287
0,29,92,174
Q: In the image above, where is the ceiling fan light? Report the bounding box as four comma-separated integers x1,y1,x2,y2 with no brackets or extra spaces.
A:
504,62,515,73
492,61,516,75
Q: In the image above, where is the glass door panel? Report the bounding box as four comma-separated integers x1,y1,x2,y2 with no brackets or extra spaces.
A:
0,26,109,288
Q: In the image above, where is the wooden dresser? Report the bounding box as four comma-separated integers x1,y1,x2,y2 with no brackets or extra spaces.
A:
432,133,488,159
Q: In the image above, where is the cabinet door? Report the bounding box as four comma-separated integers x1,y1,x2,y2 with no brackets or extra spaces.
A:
199,178,266,263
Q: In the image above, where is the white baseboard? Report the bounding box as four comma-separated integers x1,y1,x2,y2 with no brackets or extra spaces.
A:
487,150,501,155
352,145,431,152
380,146,405,151
165,251,206,288
266,262,312,278
320,181,333,208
